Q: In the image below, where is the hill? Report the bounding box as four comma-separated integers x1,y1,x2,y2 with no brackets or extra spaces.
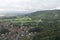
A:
0,10,60,40
27,10,60,22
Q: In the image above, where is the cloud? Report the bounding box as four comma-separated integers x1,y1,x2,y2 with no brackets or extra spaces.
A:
0,0,60,12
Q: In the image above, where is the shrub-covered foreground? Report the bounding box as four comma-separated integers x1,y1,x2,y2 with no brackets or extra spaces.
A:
0,21,60,40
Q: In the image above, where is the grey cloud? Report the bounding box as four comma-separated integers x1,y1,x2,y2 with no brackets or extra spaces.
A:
0,0,60,12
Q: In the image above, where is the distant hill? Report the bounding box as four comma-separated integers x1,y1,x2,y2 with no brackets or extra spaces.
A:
1,10,60,22
27,10,60,21
0,11,32,17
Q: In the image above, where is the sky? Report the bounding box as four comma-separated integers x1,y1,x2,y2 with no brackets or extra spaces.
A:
0,0,60,12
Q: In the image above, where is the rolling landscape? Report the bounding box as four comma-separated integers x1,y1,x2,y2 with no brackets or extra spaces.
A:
0,10,60,40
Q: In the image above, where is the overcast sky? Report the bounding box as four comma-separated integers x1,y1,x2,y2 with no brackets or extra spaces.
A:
0,0,60,12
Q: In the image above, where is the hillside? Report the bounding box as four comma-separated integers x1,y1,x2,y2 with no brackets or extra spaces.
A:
0,10,60,40
27,10,60,21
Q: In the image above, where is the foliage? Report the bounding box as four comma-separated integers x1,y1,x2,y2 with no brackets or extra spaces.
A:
0,28,10,34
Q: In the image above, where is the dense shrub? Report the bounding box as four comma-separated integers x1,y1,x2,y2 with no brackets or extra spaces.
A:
0,28,10,34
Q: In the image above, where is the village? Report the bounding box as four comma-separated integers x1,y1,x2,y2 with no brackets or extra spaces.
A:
0,22,36,40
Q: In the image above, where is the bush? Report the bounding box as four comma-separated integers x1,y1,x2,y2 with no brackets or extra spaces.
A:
0,28,10,34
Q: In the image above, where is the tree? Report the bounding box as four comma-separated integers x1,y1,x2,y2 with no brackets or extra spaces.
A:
0,28,10,34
